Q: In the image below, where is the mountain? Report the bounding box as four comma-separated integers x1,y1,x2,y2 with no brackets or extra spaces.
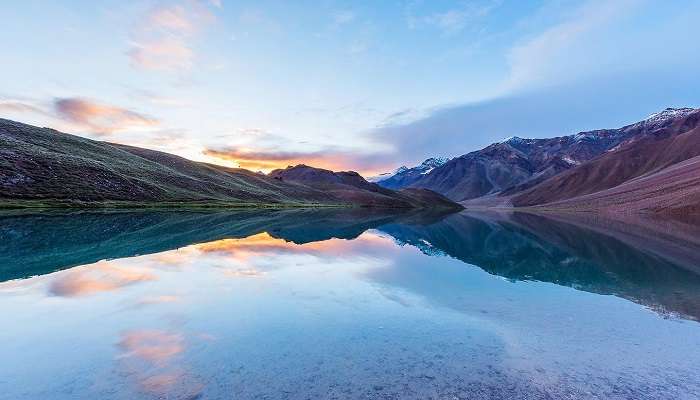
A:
268,164,462,210
0,119,461,209
365,166,407,183
402,132,622,202
374,157,449,189
512,108,700,214
385,108,699,211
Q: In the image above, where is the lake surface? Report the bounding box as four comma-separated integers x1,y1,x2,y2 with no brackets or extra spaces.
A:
1,209,700,399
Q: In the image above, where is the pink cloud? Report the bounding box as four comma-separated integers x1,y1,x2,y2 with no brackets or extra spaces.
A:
53,97,159,135
148,5,195,34
127,37,194,71
128,2,216,72
0,100,50,116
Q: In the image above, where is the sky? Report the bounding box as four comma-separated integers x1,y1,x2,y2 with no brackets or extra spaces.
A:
1,0,699,176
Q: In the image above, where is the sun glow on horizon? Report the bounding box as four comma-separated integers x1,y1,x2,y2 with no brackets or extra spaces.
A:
200,148,389,177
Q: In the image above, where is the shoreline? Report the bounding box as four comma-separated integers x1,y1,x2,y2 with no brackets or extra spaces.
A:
460,205,699,219
0,199,350,210
0,199,463,212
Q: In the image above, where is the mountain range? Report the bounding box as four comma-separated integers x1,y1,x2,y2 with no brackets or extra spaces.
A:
0,119,460,210
2,107,699,214
376,107,700,215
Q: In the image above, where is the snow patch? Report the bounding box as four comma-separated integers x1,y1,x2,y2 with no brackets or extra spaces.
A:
562,156,579,165
501,136,526,144
371,156,449,182
574,132,593,142
419,157,449,168
644,107,695,127
645,107,694,122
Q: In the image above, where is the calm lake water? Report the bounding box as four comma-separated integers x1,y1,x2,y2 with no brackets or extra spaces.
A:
1,209,700,399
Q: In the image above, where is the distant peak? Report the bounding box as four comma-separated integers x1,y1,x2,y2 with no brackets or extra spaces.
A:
500,136,527,144
419,157,449,168
644,107,696,123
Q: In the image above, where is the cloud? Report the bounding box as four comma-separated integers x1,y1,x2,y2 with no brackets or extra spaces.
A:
53,97,159,134
504,0,641,91
1,96,159,136
332,10,355,26
370,69,700,163
348,40,369,55
202,146,393,175
379,108,430,127
128,37,194,71
150,5,196,33
408,0,500,36
128,2,216,72
128,89,190,107
0,99,50,116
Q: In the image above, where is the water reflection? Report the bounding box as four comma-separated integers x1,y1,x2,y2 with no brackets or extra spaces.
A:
2,209,699,321
49,261,157,297
0,208,438,281
1,209,700,399
379,211,700,321
116,329,205,398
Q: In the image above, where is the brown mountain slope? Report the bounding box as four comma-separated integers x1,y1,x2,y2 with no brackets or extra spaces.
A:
512,109,700,209
269,164,462,209
528,155,700,215
400,110,693,201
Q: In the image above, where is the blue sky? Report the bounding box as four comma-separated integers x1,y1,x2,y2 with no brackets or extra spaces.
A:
1,0,698,175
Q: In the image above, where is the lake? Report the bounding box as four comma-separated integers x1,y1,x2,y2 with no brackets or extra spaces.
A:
1,209,699,399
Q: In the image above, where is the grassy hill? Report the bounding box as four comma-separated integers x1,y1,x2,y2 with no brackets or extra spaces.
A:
0,119,339,207
0,119,461,210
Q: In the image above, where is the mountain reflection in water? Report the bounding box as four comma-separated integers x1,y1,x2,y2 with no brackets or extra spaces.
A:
2,209,700,399
2,209,699,321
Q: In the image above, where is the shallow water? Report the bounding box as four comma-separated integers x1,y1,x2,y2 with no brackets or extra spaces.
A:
1,209,700,399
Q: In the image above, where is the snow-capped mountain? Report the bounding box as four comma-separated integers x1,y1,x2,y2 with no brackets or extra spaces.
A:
512,107,700,211
642,107,696,128
375,157,449,189
366,165,409,183
388,107,699,203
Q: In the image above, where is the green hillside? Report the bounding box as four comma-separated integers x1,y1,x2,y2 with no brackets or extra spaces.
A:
0,119,339,207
